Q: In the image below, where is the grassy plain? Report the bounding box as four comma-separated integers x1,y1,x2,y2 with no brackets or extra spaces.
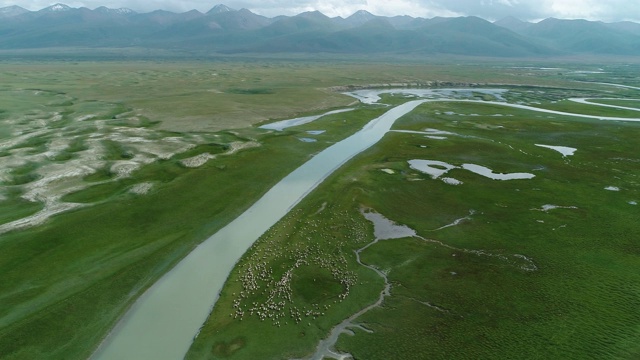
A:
591,99,640,108
1,59,599,133
0,100,384,358
535,100,640,117
0,57,639,359
187,76,640,359
333,102,640,359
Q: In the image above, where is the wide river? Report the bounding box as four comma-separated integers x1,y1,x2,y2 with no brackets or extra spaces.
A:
92,88,640,360
92,99,430,360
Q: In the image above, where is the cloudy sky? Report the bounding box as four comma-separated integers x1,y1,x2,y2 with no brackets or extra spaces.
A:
2,0,639,22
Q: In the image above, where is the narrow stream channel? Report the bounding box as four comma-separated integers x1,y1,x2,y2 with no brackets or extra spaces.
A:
91,100,429,360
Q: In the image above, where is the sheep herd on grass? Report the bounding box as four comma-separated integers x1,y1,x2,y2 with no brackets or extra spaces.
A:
230,208,369,327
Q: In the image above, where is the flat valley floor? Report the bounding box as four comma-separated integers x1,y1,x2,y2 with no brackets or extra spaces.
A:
0,58,638,359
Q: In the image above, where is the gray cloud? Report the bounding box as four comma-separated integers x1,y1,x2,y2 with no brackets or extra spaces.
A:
425,0,640,22
1,0,638,22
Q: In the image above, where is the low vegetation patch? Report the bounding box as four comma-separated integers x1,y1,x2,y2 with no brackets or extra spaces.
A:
225,88,275,95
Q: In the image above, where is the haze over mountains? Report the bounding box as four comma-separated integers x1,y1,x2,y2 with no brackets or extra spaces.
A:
1,3,640,57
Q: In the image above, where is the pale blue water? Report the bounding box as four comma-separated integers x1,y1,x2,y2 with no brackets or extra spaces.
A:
92,99,428,360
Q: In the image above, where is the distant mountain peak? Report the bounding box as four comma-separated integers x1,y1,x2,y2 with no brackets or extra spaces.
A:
301,10,326,16
95,6,136,15
348,10,375,20
44,3,71,12
297,10,330,21
346,9,377,26
0,5,29,17
208,4,234,14
0,5,27,11
0,5,638,57
352,10,374,16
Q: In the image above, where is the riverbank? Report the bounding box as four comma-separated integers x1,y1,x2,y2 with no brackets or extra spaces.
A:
187,85,640,359
93,99,430,359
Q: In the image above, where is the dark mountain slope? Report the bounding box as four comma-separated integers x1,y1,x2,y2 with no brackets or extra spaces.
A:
0,7,140,47
146,8,271,45
606,21,640,36
420,16,557,56
523,18,640,55
0,4,638,56
300,18,430,54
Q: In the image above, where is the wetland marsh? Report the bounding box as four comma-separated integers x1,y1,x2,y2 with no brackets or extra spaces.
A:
1,59,639,360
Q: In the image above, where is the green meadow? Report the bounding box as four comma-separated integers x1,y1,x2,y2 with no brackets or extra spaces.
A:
591,99,640,108
535,100,640,117
331,102,640,359
0,58,639,359
188,78,640,358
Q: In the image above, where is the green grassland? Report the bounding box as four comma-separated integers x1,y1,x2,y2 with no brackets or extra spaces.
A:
591,99,640,109
2,59,610,133
0,104,385,359
334,102,640,359
534,99,640,117
1,58,639,359
188,95,640,358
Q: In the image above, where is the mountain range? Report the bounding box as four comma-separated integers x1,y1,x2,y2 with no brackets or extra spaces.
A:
1,3,639,57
